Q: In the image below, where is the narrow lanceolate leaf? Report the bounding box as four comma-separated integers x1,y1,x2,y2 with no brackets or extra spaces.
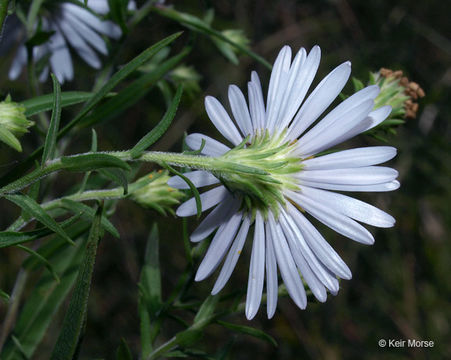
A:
0,126,22,152
0,289,10,302
60,199,119,238
139,224,161,358
116,338,133,360
16,245,60,282
216,320,278,347
42,74,62,165
50,206,103,360
131,85,183,158
79,48,189,129
22,92,95,116
140,224,162,315
4,194,74,245
192,295,220,329
0,234,87,360
0,214,81,248
60,153,131,173
97,168,128,195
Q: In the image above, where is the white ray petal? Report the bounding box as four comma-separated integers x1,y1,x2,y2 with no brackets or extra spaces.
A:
279,213,327,302
268,212,307,309
246,211,265,320
296,166,399,185
301,186,395,228
195,211,242,281
279,46,321,130
296,99,374,156
205,96,243,146
274,47,307,129
168,171,219,189
185,133,230,156
280,206,340,292
190,195,239,242
265,221,278,319
290,85,379,142
362,105,392,131
287,61,351,139
286,204,351,279
176,186,228,217
287,190,374,244
228,85,253,136
212,216,251,294
302,146,397,170
248,72,266,130
298,179,401,192
266,46,292,132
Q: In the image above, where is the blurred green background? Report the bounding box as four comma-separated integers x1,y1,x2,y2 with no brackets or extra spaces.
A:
1,0,450,359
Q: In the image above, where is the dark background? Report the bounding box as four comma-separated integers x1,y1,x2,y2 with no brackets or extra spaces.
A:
1,0,450,359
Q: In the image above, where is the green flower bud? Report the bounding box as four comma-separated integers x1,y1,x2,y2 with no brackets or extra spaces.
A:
129,170,185,215
371,68,425,119
212,29,250,65
0,95,34,152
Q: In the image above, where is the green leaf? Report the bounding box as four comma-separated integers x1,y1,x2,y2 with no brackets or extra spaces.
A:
5,194,74,245
16,244,60,282
0,214,81,248
0,125,22,152
0,289,10,302
1,236,87,360
216,320,278,347
193,295,219,329
79,48,189,129
41,74,62,165
60,199,120,238
25,29,54,47
138,224,162,358
98,168,129,195
174,329,203,347
140,224,162,315
131,85,183,158
116,338,133,360
60,153,131,172
23,91,96,116
50,205,103,360
352,77,365,91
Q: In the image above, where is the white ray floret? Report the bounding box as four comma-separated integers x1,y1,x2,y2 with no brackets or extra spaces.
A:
170,45,399,319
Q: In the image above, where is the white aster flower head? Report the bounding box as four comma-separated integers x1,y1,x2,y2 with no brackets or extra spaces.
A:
9,0,132,83
169,45,400,320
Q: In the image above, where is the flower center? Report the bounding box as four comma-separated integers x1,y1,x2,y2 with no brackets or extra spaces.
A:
215,130,302,217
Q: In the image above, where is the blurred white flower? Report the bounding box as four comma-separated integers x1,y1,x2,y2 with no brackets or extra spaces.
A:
169,45,399,319
8,0,135,83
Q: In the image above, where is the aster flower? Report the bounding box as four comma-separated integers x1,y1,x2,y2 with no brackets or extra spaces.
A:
8,0,134,83
168,45,399,319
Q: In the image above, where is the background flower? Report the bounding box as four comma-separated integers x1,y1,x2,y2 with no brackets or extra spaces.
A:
7,0,133,83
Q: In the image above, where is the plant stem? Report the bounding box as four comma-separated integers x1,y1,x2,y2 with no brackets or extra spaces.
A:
0,150,266,196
